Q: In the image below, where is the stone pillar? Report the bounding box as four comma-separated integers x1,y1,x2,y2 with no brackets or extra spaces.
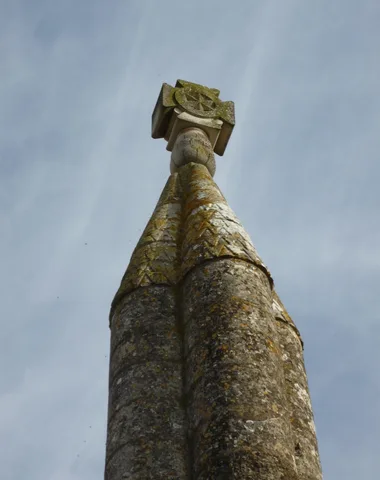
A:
177,162,298,479
105,175,188,479
105,79,323,479
272,293,323,480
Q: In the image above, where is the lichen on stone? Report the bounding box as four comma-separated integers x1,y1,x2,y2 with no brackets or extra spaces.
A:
106,143,322,479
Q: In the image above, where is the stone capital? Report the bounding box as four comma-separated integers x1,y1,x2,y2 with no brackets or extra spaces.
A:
152,79,235,156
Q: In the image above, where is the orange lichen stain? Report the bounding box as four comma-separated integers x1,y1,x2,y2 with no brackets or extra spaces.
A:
167,327,176,339
242,303,253,312
267,338,280,355
183,198,212,217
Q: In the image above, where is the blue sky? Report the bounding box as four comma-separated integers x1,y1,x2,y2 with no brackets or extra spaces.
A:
1,1,379,479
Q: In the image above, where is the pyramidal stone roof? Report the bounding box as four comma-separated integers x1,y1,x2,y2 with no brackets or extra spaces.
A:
110,160,301,343
112,162,272,317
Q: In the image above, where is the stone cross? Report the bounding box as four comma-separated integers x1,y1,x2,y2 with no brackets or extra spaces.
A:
152,79,235,176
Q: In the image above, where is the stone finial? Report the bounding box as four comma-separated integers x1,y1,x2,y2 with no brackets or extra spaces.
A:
152,79,235,156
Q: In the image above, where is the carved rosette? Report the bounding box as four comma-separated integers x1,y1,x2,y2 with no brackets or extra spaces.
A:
174,87,219,118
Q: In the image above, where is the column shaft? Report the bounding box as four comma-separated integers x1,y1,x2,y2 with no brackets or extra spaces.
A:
273,294,322,479
105,286,188,479
182,259,298,479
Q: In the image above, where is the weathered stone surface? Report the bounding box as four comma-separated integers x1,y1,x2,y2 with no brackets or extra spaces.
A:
106,397,187,479
110,174,182,321
196,444,298,480
105,286,188,479
179,161,227,215
106,85,323,478
273,293,322,480
106,395,185,453
109,296,181,384
182,259,298,478
105,439,187,480
272,290,302,346
178,163,272,282
108,360,183,418
110,286,178,353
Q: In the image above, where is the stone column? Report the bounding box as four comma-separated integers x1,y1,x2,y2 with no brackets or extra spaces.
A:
105,79,323,480
105,175,188,479
272,292,323,480
177,161,298,479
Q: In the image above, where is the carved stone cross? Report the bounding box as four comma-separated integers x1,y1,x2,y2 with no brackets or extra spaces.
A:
152,79,235,156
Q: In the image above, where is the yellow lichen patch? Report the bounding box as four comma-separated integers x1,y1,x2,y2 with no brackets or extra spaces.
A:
110,174,184,319
112,239,179,314
228,296,256,313
266,338,280,356
178,163,226,219
136,194,182,250
155,172,182,208
177,162,271,281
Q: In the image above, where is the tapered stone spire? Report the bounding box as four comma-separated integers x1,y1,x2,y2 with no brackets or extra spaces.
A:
105,80,322,479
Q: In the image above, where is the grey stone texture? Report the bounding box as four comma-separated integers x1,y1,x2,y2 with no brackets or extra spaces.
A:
182,259,298,479
106,99,322,479
272,293,322,480
106,287,188,479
